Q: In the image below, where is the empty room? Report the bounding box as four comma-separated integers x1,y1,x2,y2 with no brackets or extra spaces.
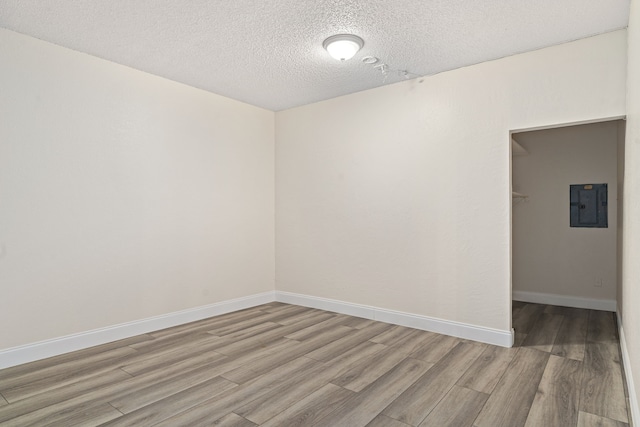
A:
0,1,639,426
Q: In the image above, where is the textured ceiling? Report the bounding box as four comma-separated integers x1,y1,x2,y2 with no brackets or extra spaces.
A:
0,0,630,111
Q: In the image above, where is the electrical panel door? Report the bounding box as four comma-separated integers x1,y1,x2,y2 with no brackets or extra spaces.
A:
570,183,608,228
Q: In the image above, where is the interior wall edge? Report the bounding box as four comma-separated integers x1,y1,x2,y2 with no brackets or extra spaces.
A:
512,290,616,312
509,115,627,135
0,291,277,370
618,313,639,427
275,291,514,347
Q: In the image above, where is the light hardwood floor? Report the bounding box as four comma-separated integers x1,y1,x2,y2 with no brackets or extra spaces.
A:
0,302,631,426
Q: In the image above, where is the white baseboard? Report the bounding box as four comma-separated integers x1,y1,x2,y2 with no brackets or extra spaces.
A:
0,291,276,370
618,313,639,427
0,289,518,370
275,291,514,347
513,290,616,312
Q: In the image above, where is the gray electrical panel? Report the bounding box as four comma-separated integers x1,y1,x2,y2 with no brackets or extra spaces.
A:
570,183,608,228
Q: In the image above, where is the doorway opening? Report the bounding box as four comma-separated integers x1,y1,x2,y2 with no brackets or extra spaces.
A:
509,118,625,344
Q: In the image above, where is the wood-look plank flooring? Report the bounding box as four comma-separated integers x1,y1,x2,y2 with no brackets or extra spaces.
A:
0,301,631,426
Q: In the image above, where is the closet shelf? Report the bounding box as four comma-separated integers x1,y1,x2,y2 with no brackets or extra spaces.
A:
512,191,528,199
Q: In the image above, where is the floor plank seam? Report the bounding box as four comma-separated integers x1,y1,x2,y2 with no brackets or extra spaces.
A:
118,367,135,378
107,401,125,415
575,344,587,427
525,353,551,424
490,347,522,395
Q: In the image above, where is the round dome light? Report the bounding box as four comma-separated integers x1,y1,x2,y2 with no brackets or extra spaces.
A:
323,34,364,61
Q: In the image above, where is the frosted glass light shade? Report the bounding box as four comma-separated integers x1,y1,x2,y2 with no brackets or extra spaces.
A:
323,34,364,61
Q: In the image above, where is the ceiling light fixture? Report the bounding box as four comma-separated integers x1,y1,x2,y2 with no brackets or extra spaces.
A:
323,34,364,61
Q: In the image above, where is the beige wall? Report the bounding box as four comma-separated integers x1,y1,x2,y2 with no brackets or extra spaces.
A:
512,122,619,304
0,29,275,350
622,0,640,416
275,30,627,332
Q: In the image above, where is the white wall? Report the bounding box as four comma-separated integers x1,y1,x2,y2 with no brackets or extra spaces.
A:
0,29,275,350
512,122,619,306
275,30,627,333
617,120,625,318
621,0,640,419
